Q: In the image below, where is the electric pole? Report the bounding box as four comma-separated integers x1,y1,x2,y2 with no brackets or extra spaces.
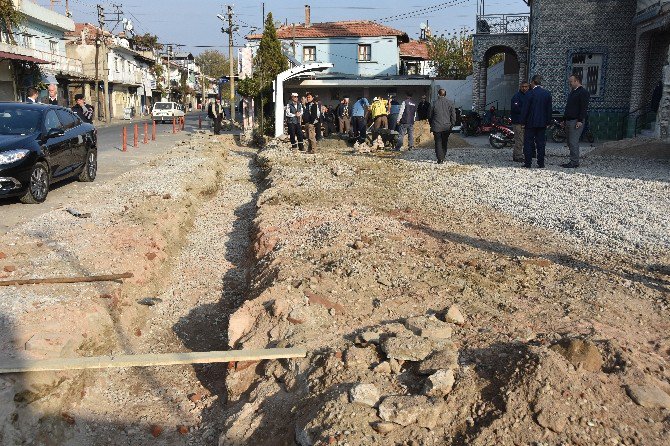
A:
95,5,104,122
166,45,172,102
226,5,236,122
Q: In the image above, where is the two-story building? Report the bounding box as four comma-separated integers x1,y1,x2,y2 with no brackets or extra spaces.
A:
245,5,437,111
0,0,85,102
472,0,670,141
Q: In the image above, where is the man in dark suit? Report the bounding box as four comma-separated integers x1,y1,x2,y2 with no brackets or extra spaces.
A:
521,74,552,168
25,87,39,103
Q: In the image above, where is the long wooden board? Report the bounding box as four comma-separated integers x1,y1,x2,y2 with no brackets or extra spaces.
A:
0,272,133,287
0,348,307,374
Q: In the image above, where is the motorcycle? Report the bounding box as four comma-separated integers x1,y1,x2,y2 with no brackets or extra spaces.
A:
550,115,595,144
462,107,511,136
489,123,515,149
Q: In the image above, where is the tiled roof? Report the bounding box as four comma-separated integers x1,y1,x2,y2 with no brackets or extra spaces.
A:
399,41,429,59
247,20,409,42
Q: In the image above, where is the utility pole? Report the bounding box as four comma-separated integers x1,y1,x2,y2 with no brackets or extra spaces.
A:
259,2,264,134
166,45,172,102
95,5,104,122
65,0,71,17
226,5,236,122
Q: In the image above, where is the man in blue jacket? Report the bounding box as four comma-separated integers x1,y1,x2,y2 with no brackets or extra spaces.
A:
521,75,552,168
510,81,529,162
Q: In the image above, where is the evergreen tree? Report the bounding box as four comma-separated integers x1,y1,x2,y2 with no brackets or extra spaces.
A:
254,12,288,89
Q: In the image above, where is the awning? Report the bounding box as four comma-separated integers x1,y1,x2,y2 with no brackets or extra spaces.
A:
0,51,49,64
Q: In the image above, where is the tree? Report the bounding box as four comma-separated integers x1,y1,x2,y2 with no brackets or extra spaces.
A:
0,0,23,44
195,50,232,79
253,12,288,89
427,33,473,80
130,33,163,52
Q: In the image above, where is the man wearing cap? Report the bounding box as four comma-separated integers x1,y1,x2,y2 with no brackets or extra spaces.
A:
285,92,305,151
72,94,94,124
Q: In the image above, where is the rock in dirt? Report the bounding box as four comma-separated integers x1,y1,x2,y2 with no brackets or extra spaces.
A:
549,338,602,372
404,315,452,340
373,361,392,374
535,407,568,433
418,346,459,375
137,297,162,306
378,395,443,428
444,304,465,325
626,384,670,409
371,422,397,434
423,369,455,397
349,383,380,407
381,334,436,361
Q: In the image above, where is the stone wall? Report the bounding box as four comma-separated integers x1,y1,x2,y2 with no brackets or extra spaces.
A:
530,0,637,114
655,48,670,141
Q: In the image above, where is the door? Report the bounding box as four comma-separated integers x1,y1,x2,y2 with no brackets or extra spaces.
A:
42,110,70,178
56,109,84,170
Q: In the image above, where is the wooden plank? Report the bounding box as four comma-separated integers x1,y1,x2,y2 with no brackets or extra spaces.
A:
0,272,133,287
0,348,307,374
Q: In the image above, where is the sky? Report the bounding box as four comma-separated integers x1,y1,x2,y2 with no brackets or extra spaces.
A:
36,0,529,55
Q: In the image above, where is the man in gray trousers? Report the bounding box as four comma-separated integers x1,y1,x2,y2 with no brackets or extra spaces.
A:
428,89,456,164
562,73,590,168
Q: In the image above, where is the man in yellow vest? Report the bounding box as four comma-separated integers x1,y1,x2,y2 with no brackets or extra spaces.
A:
370,96,389,129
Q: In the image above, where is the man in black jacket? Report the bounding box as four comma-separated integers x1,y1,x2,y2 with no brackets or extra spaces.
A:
208,98,223,134
562,74,590,168
303,92,319,153
72,94,94,124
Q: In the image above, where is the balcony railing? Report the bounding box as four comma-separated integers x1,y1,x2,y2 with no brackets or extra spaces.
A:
0,42,83,76
476,14,530,34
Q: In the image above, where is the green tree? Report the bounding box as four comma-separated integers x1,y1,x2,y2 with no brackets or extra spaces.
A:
195,49,232,79
427,33,473,80
0,0,24,44
130,33,163,52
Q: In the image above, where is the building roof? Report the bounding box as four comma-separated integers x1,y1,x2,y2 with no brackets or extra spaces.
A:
399,41,429,60
247,20,409,42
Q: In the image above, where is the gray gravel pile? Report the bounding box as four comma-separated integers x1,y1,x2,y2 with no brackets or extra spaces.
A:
399,146,670,258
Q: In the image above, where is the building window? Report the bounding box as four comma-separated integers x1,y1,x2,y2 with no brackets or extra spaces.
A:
303,46,316,62
115,58,119,72
571,53,603,97
21,34,33,49
358,44,371,62
49,41,57,54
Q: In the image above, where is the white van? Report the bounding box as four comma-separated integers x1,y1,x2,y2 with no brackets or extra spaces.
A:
151,101,185,123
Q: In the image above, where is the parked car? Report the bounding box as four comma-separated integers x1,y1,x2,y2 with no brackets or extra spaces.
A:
0,102,97,204
151,101,185,123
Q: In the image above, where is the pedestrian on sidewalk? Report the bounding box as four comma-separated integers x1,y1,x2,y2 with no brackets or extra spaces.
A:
395,92,417,151
285,92,305,151
561,73,590,168
303,92,319,153
351,96,369,144
521,75,552,168
429,89,456,164
72,94,94,124
510,81,529,162
208,98,223,135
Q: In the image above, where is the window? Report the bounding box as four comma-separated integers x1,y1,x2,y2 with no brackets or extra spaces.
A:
115,58,119,72
358,44,371,62
571,53,603,97
21,34,33,49
303,46,316,62
49,41,57,54
56,109,77,130
43,110,62,132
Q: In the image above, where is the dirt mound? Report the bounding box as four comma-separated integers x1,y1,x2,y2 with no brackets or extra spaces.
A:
590,137,670,159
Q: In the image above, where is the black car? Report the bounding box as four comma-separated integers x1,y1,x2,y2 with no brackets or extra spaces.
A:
0,102,97,204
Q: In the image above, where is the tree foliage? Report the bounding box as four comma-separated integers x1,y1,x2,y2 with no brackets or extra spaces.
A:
130,33,163,52
254,12,288,88
427,33,473,80
0,0,24,44
195,50,232,79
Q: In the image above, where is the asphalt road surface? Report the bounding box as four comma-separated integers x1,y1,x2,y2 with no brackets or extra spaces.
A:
0,113,210,235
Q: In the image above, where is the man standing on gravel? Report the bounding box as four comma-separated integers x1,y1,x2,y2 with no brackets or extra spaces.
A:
285,93,305,151
395,92,417,151
351,96,369,144
561,74,590,168
303,92,319,153
510,81,529,162
521,75,552,168
429,89,456,164
336,97,350,135
208,98,223,135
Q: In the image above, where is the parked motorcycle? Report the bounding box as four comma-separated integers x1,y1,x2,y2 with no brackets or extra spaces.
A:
550,115,595,144
462,107,511,136
489,123,515,149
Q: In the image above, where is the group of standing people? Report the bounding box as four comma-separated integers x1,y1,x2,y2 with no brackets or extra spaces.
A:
286,91,436,153
24,84,94,124
511,73,590,169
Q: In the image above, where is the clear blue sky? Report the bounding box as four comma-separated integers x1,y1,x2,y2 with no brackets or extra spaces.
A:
38,0,528,55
